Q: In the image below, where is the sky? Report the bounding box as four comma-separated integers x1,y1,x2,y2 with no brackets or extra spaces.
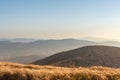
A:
0,0,120,41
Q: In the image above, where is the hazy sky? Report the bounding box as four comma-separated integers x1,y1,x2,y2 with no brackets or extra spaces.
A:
1,0,120,40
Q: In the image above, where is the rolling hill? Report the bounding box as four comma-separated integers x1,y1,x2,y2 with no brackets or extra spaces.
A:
34,46,120,68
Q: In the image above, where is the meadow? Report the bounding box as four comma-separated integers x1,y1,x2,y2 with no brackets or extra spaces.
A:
0,62,120,80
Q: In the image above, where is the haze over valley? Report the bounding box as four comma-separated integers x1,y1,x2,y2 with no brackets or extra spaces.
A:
0,38,120,64
1,0,120,80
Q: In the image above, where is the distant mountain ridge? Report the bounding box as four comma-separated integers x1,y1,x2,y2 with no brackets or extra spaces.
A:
0,38,36,43
34,46,120,68
0,38,120,63
0,39,96,59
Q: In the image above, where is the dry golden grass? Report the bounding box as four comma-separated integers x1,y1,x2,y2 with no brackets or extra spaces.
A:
0,62,120,80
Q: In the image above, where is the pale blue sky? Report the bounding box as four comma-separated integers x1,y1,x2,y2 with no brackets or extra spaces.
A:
0,0,120,40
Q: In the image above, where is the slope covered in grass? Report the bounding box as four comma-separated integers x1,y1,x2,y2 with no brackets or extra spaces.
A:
0,62,120,80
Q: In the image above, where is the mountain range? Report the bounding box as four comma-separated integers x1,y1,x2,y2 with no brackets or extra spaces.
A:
0,38,120,64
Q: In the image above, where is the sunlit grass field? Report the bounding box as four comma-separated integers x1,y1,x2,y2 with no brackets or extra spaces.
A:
0,62,120,80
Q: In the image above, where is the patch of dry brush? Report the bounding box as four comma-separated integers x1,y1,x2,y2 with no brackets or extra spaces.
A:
0,62,120,80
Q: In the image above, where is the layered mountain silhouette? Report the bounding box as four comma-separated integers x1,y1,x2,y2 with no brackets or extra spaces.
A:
0,39,96,62
34,46,120,68
0,39,120,64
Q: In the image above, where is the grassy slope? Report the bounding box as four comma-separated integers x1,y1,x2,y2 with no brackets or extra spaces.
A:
0,62,120,80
